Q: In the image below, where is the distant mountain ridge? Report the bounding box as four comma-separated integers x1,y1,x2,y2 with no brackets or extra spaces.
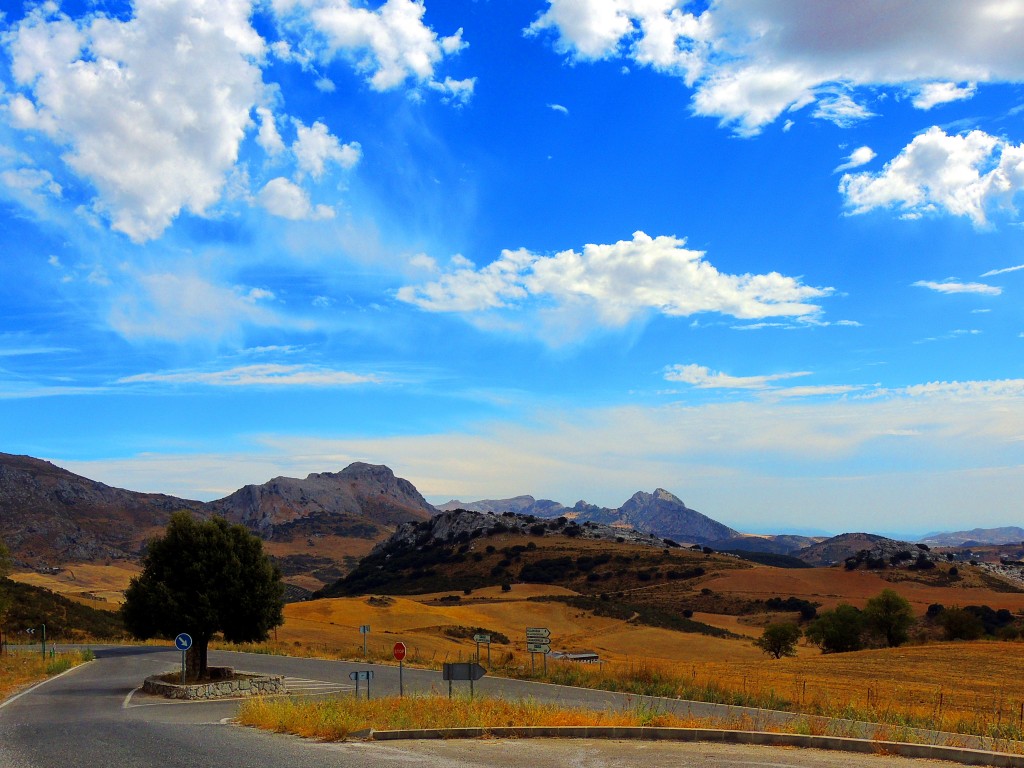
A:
919,526,1024,547
0,453,433,568
440,487,738,545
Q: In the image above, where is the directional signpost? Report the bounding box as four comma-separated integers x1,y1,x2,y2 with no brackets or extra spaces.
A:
174,633,192,684
473,633,491,665
359,624,370,656
394,642,407,696
526,627,550,674
442,662,486,699
348,670,374,699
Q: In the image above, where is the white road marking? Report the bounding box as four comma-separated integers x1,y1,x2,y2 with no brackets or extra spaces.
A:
0,659,94,711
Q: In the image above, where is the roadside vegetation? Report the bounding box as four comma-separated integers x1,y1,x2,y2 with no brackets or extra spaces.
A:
0,648,95,701
236,693,1024,753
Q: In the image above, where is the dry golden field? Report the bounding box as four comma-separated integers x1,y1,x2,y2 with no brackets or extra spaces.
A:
10,557,1024,738
10,563,140,607
702,565,1024,613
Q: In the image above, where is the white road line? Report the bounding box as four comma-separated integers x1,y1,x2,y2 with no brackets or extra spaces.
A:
0,659,94,711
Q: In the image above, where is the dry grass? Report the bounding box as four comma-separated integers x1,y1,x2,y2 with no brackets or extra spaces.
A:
236,694,1024,753
10,563,139,607
237,694,731,740
0,650,93,701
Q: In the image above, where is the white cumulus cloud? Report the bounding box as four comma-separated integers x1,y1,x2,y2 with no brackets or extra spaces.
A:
273,0,469,94
292,119,361,179
528,0,1024,135
397,231,832,338
912,81,977,109
258,177,334,220
834,146,876,173
840,127,1024,226
4,0,266,242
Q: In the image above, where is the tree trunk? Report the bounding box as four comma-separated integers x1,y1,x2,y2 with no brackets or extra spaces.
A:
185,638,210,681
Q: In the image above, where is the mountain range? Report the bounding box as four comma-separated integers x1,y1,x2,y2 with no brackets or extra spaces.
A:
439,488,739,545
2,451,1021,584
0,453,432,572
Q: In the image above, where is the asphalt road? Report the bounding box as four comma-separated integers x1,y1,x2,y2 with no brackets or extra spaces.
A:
0,646,970,767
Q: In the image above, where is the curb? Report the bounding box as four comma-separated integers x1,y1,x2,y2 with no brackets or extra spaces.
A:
369,726,1024,766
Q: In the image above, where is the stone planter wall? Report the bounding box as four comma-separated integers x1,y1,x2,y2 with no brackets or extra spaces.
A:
143,667,285,700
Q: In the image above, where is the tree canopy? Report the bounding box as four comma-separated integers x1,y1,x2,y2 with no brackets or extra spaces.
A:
754,622,801,659
805,603,865,653
121,512,284,679
863,588,914,647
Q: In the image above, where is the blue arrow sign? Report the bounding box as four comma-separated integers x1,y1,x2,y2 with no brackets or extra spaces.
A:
174,633,193,651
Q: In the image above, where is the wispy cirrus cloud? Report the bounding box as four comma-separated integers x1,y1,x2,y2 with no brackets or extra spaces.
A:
982,264,1024,277
118,363,380,387
913,279,1002,296
664,363,811,390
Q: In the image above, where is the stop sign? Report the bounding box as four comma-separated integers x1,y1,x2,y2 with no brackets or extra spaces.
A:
393,641,407,661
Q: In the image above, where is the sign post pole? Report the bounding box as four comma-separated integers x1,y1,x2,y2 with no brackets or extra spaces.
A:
393,642,407,697
174,633,193,684
359,624,370,656
40,624,46,660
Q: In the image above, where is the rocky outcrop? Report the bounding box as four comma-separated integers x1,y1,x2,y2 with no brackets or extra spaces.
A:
374,507,671,556
0,453,204,567
443,488,738,546
0,454,432,567
208,462,433,540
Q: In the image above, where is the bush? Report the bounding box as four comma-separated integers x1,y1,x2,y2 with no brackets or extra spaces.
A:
500,583,511,592
941,607,985,641
863,589,914,647
805,604,865,653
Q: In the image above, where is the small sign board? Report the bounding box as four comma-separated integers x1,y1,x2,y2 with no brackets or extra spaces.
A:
526,627,550,639
393,642,407,661
348,670,374,681
527,642,551,654
359,624,370,634
174,633,193,651
472,633,491,643
442,662,486,681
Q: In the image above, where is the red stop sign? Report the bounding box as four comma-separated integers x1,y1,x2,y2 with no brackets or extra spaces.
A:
393,641,407,661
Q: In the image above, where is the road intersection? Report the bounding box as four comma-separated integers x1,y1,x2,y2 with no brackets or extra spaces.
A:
0,646,995,767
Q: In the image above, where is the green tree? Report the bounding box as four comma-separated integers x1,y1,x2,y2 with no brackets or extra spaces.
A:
121,512,284,679
754,622,801,659
863,588,914,647
940,607,985,641
805,603,865,653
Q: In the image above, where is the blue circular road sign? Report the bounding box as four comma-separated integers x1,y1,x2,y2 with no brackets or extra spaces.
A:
174,633,193,651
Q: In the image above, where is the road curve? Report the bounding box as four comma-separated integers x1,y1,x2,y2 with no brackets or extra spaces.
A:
0,646,971,768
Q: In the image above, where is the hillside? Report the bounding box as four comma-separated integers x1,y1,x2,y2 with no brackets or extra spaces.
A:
1,578,125,640
792,532,911,567
316,508,762,637
920,526,1024,547
0,453,204,567
0,454,433,590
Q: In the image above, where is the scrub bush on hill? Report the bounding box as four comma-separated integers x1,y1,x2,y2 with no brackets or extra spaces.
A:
2,580,125,639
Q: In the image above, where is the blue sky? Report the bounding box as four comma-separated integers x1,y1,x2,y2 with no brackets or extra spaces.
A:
2,0,1024,536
